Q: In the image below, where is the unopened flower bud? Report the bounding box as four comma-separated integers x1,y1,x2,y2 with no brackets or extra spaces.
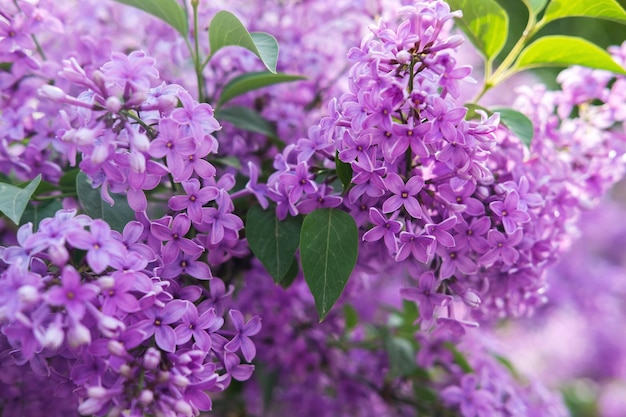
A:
105,96,122,113
143,347,161,370
138,389,154,405
87,386,108,399
38,84,66,100
174,400,193,416
108,340,126,357
18,285,40,304
395,50,411,65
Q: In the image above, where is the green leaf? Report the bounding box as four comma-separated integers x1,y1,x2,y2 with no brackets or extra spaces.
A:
444,342,474,373
218,72,305,108
515,36,626,75
214,156,242,170
209,11,279,73
59,168,80,191
492,107,534,148
112,0,188,38
76,172,135,232
384,333,417,378
0,175,41,225
464,103,490,120
215,106,278,139
300,208,358,321
21,200,63,230
334,151,353,192
343,304,359,330
522,0,549,15
279,257,299,288
246,205,303,283
542,0,626,25
447,0,509,59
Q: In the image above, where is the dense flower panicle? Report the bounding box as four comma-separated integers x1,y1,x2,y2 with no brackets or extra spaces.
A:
0,210,259,416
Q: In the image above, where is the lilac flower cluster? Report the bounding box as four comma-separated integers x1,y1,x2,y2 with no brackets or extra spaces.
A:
265,0,626,330
0,208,258,416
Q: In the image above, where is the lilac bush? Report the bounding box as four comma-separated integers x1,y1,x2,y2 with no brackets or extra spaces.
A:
1,0,626,416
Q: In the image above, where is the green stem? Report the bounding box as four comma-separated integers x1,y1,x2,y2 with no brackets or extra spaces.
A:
120,110,157,139
471,11,543,103
191,0,206,102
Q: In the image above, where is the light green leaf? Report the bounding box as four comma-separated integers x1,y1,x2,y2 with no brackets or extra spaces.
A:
300,208,358,321
447,0,509,59
492,107,534,148
464,103,490,120
246,205,303,283
335,151,353,192
76,172,135,232
215,106,278,139
218,72,305,108
542,0,626,25
522,0,549,15
209,11,279,73
516,36,626,75
112,0,188,38
0,175,41,225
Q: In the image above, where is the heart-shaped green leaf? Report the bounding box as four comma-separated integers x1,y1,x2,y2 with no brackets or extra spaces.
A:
113,0,188,38
246,205,303,283
542,0,626,25
218,72,305,108
0,175,41,225
209,11,279,73
76,172,135,232
300,208,358,321
516,36,626,75
447,0,509,59
492,107,534,148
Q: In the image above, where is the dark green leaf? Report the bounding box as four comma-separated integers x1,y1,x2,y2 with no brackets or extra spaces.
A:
542,0,626,25
522,0,549,15
414,385,438,405
21,200,63,230
246,205,302,283
384,333,417,378
492,107,534,148
209,11,279,73
300,208,358,321
447,0,509,59
516,36,626,75
334,151,353,191
112,0,188,38
59,168,80,191
0,175,41,225
76,172,135,232
279,257,300,288
218,72,305,108
216,106,278,139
